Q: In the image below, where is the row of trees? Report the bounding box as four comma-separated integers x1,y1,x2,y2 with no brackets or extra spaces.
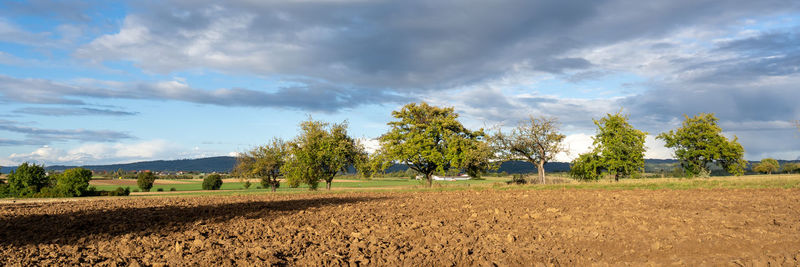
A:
231,102,767,189
752,158,800,174
0,163,109,197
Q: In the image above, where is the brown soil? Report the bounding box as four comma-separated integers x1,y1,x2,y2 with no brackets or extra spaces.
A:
1,189,799,265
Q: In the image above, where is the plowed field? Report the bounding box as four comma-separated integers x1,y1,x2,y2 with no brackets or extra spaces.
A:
1,189,799,265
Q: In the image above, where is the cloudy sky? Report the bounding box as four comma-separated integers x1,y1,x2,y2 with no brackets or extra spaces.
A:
1,0,799,166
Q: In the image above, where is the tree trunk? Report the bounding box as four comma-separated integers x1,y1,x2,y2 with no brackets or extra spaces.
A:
537,161,546,184
326,180,332,190
614,173,619,182
271,180,277,192
426,173,433,188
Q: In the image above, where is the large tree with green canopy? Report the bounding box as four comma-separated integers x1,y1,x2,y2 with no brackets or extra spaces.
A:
283,119,357,190
234,138,289,192
571,112,647,181
657,113,747,177
380,102,486,187
753,158,780,174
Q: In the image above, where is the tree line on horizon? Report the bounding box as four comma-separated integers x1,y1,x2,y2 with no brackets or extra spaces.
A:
232,102,790,191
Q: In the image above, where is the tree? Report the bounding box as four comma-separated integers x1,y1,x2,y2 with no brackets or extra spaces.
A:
202,174,223,190
571,112,647,181
137,171,156,192
283,119,357,190
7,162,49,196
461,139,497,179
657,113,747,177
55,168,93,197
494,116,566,184
234,138,288,192
380,102,485,187
569,152,604,181
353,143,373,179
783,162,800,174
753,158,780,174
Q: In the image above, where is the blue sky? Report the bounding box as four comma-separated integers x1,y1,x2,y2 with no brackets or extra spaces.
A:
1,0,799,166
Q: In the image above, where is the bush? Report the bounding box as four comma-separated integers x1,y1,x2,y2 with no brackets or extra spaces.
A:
156,188,164,192
137,171,156,192
103,187,130,196
55,168,93,197
508,174,527,185
7,162,48,196
132,188,140,192
0,184,9,198
169,187,177,191
202,174,223,190
244,180,252,189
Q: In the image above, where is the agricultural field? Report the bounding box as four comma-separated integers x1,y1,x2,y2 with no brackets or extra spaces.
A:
1,175,799,265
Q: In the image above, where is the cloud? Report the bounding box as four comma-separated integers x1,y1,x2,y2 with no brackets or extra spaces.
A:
3,140,236,166
13,107,138,116
0,119,133,145
0,75,410,112
74,1,797,90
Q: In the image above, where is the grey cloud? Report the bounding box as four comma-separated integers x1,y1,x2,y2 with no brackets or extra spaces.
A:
76,0,799,91
0,120,134,145
13,107,139,117
0,75,411,112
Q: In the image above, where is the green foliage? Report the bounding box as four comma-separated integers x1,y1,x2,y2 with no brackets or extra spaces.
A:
101,187,130,196
353,144,374,179
494,116,566,184
462,140,497,179
156,188,164,192
657,113,747,177
170,187,177,191
380,102,485,187
137,171,156,192
236,138,288,192
592,112,647,180
202,174,223,190
54,168,93,197
571,112,647,181
7,162,49,196
783,162,800,174
569,152,605,180
0,183,9,198
283,119,357,190
243,180,252,189
753,158,780,174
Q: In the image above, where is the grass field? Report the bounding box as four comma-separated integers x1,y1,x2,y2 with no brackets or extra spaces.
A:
85,174,800,197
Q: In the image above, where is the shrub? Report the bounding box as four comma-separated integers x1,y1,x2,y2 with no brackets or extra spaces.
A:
256,186,262,189
104,187,130,196
169,187,177,191
156,188,164,192
55,168,93,197
244,180,252,189
202,174,223,190
137,171,156,192
7,162,48,196
508,174,527,185
132,188,140,192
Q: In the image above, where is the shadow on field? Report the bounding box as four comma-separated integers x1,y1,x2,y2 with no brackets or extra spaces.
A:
0,196,387,246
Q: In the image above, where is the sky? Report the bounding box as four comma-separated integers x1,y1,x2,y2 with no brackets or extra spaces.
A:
1,0,799,166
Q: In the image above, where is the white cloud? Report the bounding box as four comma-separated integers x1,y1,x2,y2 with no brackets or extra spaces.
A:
3,140,192,166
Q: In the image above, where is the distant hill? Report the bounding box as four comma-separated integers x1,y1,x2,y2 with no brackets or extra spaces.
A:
43,156,238,173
